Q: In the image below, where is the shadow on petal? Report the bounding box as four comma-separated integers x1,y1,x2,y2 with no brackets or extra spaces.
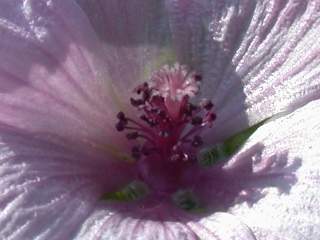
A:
187,144,301,213
0,0,108,94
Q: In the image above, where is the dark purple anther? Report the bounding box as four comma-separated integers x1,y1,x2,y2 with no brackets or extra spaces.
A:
192,135,203,147
117,111,126,121
200,99,214,111
192,116,203,125
134,82,149,95
126,132,139,140
194,74,202,82
184,103,197,116
206,112,217,122
116,121,126,131
130,98,145,107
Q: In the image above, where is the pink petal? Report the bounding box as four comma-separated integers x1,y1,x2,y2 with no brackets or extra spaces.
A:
0,2,137,238
75,0,175,96
188,212,256,240
74,202,198,240
76,0,167,46
0,0,121,145
74,201,256,240
193,99,320,240
166,0,320,139
0,123,133,239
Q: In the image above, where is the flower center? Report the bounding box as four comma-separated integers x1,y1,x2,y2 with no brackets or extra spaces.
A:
115,64,216,194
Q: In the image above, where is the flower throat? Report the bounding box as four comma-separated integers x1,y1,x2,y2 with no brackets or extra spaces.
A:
115,64,216,193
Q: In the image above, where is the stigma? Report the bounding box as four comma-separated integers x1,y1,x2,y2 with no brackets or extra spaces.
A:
115,63,216,192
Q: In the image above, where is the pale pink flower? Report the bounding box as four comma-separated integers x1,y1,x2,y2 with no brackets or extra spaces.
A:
0,0,320,239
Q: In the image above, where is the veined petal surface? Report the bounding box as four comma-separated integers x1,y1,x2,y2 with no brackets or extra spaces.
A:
165,0,320,139
75,202,256,240
1,0,320,239
0,0,121,145
0,1,136,239
0,123,133,240
76,0,175,100
194,99,320,240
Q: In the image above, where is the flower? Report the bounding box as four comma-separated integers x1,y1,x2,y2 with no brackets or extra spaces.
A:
0,0,320,239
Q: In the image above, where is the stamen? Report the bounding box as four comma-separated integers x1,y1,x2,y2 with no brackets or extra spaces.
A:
206,112,216,122
116,121,126,132
194,74,202,82
200,99,214,110
183,103,198,116
130,98,145,107
115,63,217,191
192,136,203,148
117,111,126,121
191,116,203,126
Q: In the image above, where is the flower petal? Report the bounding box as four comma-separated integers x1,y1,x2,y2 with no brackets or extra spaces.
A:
229,100,320,240
75,0,176,96
166,0,320,139
188,212,256,240
0,124,109,239
74,202,199,240
194,99,320,240
74,201,256,240
0,0,121,145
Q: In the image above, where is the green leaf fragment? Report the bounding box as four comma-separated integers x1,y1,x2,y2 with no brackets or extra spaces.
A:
172,190,204,212
198,144,226,167
199,118,269,167
222,118,269,156
101,181,149,202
